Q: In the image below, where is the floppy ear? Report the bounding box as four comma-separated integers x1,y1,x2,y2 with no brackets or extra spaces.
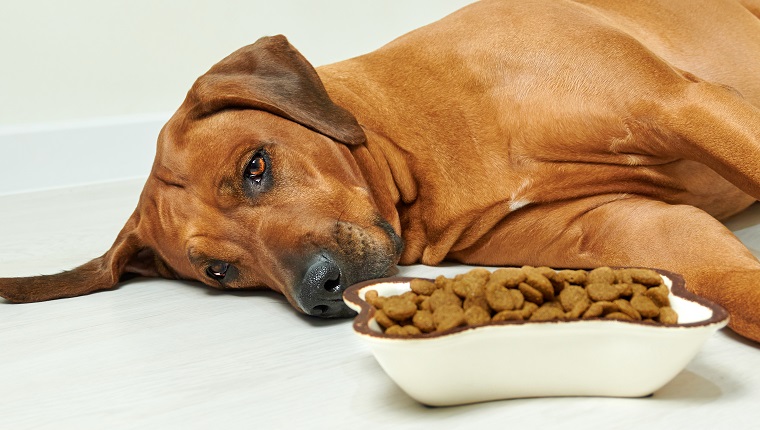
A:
0,213,167,303
186,34,366,145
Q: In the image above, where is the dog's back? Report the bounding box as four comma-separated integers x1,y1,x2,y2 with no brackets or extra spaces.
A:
318,0,760,225
314,0,760,341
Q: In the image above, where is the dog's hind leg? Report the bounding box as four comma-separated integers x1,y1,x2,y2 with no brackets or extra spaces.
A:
739,0,760,19
449,196,760,343
661,80,760,200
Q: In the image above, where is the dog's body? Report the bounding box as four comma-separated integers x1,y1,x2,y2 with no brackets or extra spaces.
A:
2,0,760,342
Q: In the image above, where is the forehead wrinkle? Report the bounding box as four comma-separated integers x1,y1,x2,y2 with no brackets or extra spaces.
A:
153,164,188,189
144,192,198,278
160,120,250,195
186,210,258,260
146,184,233,271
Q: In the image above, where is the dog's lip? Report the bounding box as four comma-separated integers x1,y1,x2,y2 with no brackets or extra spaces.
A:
304,297,356,318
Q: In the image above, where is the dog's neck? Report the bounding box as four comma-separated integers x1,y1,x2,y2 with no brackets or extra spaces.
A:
318,65,423,258
319,61,498,266
348,127,413,229
320,61,488,265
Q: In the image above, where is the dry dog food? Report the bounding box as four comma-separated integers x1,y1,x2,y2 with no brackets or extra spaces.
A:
365,267,679,336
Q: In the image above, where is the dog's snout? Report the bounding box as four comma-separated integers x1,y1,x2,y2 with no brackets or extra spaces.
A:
297,255,356,318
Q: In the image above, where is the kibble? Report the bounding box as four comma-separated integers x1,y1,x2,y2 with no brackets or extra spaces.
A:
367,267,679,336
586,283,621,302
518,282,544,305
429,289,462,311
433,304,466,332
410,278,436,296
485,283,516,312
658,306,679,324
413,310,436,333
383,296,418,321
464,306,492,326
631,294,660,319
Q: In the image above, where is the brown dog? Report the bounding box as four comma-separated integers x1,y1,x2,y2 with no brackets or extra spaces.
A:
2,0,760,342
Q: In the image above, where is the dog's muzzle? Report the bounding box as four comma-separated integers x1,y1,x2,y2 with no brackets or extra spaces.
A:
296,254,357,318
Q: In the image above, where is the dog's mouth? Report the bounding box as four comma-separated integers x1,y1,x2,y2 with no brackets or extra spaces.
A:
309,299,349,317
378,218,405,260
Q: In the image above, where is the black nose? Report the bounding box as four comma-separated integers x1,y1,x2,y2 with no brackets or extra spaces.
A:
297,255,356,318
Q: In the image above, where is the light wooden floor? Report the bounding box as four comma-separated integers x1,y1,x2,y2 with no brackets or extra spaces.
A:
1,179,758,429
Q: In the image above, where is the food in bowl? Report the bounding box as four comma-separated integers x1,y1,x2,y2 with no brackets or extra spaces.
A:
364,267,678,336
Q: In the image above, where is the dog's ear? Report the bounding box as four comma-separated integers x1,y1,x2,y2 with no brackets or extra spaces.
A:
187,35,365,145
0,212,167,303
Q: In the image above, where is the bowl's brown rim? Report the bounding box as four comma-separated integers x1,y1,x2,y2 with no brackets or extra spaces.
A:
343,267,730,340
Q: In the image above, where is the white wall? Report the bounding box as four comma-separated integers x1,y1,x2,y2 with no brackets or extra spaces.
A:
1,0,475,126
0,0,475,195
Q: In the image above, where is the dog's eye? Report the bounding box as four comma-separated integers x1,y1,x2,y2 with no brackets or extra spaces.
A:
245,154,267,183
206,261,230,280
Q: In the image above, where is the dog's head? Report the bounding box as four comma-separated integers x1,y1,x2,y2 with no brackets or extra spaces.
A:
0,36,403,317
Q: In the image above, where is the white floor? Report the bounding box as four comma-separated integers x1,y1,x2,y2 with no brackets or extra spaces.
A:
1,179,759,429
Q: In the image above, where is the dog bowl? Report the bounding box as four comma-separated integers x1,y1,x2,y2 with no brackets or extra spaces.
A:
343,269,729,406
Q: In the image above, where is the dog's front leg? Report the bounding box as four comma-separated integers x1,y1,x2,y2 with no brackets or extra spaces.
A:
448,196,760,343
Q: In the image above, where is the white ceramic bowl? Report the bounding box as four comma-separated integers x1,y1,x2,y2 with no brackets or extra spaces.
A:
343,269,729,406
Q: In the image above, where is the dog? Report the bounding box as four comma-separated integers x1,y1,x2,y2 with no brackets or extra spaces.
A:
2,0,760,342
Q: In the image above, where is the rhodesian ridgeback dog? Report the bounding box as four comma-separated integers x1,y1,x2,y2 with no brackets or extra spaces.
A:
2,0,760,342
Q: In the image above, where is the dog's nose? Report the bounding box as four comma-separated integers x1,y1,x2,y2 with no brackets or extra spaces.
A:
297,255,356,318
